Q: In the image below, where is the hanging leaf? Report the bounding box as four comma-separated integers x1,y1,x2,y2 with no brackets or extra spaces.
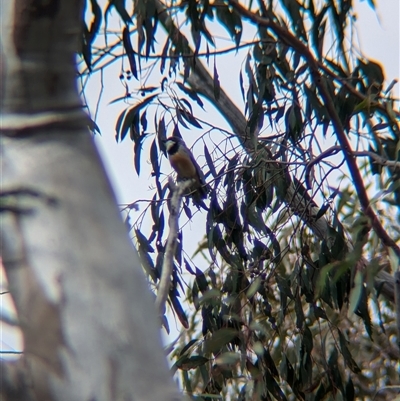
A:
213,59,220,100
239,70,245,101
150,193,159,227
204,144,216,178
354,285,373,338
133,134,144,175
88,0,102,40
358,58,385,96
114,109,127,142
195,267,209,294
81,24,93,71
204,328,238,354
157,116,167,154
135,229,154,253
281,0,306,41
150,139,159,178
264,225,281,263
172,123,182,139
338,329,361,374
176,82,205,109
345,376,355,401
118,94,157,142
129,113,140,142
179,108,203,129
140,110,147,133
327,347,344,397
285,103,304,144
109,0,131,24
122,27,138,79
176,108,189,129
215,3,242,47
179,339,198,357
263,348,280,379
264,370,287,401
169,292,189,329
311,6,328,59
175,355,209,371
109,94,131,105
179,98,194,115
294,292,305,329
81,0,102,70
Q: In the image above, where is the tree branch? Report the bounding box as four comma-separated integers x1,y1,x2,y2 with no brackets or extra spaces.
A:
155,178,192,317
353,151,400,168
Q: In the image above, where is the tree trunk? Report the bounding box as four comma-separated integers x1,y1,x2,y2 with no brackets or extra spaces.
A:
0,1,181,400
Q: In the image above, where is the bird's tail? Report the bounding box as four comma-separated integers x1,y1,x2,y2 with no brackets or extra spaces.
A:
190,189,209,211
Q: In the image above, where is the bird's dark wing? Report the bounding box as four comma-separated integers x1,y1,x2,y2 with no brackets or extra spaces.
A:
188,153,210,197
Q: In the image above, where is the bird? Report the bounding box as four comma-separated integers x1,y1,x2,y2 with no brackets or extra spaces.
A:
164,136,209,209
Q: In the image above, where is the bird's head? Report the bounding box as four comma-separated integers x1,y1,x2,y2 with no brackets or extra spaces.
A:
164,136,183,156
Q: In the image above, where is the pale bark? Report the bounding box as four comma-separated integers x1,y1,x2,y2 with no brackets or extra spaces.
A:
0,1,181,400
155,179,192,318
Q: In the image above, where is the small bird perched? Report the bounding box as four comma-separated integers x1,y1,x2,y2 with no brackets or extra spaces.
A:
164,136,209,209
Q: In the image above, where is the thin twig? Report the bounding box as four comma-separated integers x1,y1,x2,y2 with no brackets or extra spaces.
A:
305,146,400,187
0,350,23,355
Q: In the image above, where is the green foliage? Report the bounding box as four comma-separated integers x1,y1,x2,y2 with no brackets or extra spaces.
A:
80,0,399,399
